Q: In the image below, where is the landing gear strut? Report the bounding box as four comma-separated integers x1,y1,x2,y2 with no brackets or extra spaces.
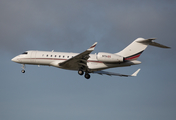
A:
21,64,25,73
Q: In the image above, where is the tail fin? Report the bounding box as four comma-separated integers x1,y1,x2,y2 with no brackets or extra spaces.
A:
116,38,170,61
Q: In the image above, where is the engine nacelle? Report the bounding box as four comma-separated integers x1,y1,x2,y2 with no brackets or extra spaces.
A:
97,52,124,62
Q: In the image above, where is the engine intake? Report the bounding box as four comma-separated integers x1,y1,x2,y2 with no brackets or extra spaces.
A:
97,52,124,62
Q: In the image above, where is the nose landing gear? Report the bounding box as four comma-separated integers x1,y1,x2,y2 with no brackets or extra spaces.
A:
21,64,25,73
21,70,25,73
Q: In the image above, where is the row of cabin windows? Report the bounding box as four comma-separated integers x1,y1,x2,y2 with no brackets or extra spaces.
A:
42,54,73,58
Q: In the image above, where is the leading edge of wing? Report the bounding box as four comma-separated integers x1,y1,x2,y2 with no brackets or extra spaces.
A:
59,42,97,67
93,69,141,77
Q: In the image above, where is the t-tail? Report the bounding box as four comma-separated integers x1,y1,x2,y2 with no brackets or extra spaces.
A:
116,38,170,61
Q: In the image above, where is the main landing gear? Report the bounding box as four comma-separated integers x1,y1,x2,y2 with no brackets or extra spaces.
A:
84,73,90,79
21,64,25,73
78,69,84,75
78,69,91,79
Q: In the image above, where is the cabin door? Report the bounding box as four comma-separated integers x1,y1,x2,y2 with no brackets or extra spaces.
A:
30,51,37,63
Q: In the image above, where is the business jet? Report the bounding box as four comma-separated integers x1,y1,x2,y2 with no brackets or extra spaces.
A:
11,38,170,79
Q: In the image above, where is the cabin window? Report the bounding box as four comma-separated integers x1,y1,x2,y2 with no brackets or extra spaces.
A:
42,54,44,56
51,55,52,57
55,55,57,57
63,56,65,58
67,56,69,58
46,55,48,57
59,55,61,58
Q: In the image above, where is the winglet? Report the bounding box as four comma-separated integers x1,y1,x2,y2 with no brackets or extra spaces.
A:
87,42,98,51
131,69,141,76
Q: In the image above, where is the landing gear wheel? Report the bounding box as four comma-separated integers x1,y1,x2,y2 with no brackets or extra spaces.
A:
78,70,84,75
85,73,90,79
21,70,25,73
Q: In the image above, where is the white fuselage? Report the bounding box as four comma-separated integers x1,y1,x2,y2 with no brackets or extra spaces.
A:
11,38,170,78
12,50,141,72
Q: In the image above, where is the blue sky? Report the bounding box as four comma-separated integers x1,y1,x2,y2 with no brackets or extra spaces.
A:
0,0,176,120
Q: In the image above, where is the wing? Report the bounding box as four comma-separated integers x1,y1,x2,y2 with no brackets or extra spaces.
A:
93,69,141,77
59,42,97,70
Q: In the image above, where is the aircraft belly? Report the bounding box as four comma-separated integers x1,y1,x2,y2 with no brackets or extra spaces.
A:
88,62,108,70
88,60,141,71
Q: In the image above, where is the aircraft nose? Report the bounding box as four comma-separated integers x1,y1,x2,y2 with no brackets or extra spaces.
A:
11,57,19,62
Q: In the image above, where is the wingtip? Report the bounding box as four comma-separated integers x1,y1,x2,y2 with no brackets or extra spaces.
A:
87,42,98,51
90,42,98,48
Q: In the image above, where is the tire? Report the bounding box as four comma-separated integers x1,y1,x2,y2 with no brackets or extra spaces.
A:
21,70,25,73
78,70,84,75
85,73,90,79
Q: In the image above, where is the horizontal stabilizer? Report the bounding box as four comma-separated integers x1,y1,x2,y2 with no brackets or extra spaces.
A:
93,69,141,77
137,38,170,48
131,69,141,76
149,42,170,48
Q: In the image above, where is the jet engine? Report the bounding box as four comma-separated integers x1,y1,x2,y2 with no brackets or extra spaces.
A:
97,52,124,62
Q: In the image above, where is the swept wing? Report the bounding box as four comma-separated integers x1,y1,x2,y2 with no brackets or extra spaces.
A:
59,42,97,70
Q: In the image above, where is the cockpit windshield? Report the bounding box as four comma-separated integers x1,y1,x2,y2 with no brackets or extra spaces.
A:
22,52,28,54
